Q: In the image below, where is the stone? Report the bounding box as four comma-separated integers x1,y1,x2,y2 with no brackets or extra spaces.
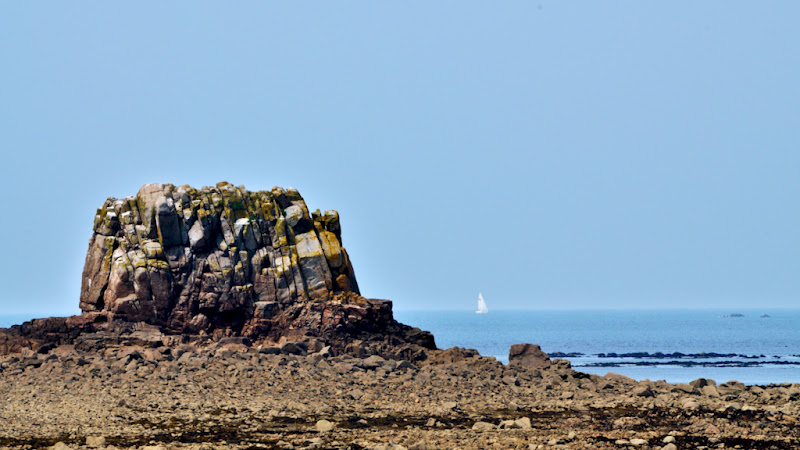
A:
662,436,676,443
254,301,277,319
318,345,333,355
630,438,647,446
717,380,746,396
567,431,576,440
280,342,307,356
396,360,417,371
85,436,106,448
358,354,386,370
188,220,209,251
690,378,715,389
632,386,654,397
234,218,259,251
662,444,677,450
218,336,251,347
284,205,305,228
349,388,365,400
295,231,333,299
315,419,335,432
513,417,532,429
681,399,700,410
443,401,458,410
701,384,720,397
499,417,531,430
155,196,184,247
673,383,698,395
508,343,551,369
472,421,495,431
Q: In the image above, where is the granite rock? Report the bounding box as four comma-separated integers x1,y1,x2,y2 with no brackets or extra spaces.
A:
508,343,551,369
1,182,435,359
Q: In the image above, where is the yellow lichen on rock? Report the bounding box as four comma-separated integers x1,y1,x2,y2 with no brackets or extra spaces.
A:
80,182,360,332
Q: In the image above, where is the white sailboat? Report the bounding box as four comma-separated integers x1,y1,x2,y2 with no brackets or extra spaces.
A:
476,292,488,314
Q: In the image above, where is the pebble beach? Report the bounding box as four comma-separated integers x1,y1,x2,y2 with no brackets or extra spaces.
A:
2,342,799,450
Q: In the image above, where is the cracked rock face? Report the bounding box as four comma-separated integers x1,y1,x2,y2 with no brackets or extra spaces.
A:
1,181,435,358
80,182,361,335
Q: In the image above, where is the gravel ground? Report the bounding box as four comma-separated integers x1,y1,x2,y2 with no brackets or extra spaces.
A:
1,343,799,450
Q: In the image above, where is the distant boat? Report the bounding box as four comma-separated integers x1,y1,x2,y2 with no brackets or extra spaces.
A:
476,292,488,314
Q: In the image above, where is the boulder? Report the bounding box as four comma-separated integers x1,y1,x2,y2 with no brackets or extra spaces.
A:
508,343,551,369
499,417,531,429
717,380,746,396
315,419,335,432
471,421,495,431
690,378,716,389
673,383,699,395
280,342,308,356
357,354,386,370
632,386,655,398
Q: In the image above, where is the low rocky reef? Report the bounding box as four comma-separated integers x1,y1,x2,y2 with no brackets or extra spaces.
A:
0,182,434,360
2,341,799,449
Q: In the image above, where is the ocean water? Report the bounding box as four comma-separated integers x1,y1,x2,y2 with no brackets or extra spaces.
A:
394,309,800,385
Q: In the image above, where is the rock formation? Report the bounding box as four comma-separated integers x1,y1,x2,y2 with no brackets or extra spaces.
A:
81,181,359,330
509,343,552,369
1,182,435,358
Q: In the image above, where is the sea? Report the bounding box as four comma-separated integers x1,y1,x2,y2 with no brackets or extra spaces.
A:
395,309,800,386
3,310,798,385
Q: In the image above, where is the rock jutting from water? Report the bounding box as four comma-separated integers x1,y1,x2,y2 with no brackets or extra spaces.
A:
1,182,435,358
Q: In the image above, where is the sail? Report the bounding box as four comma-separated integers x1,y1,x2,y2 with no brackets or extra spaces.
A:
476,292,488,314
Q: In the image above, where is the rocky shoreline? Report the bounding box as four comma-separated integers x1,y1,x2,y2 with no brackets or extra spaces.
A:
2,340,799,450
2,182,797,449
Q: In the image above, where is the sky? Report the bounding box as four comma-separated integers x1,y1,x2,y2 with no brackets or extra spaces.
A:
0,2,797,315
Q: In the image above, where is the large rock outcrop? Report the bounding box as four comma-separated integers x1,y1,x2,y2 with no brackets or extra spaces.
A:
80,181,359,330
1,182,435,358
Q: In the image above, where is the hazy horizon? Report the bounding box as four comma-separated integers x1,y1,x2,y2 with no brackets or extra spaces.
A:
1,2,797,313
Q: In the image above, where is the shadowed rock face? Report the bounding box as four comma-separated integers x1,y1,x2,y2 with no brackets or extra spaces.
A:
81,182,360,334
0,182,435,358
509,343,552,369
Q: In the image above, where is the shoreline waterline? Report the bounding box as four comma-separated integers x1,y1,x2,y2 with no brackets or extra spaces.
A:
3,309,798,385
395,308,800,385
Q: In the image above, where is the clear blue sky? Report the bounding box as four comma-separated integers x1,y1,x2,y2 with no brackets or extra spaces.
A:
1,2,797,314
